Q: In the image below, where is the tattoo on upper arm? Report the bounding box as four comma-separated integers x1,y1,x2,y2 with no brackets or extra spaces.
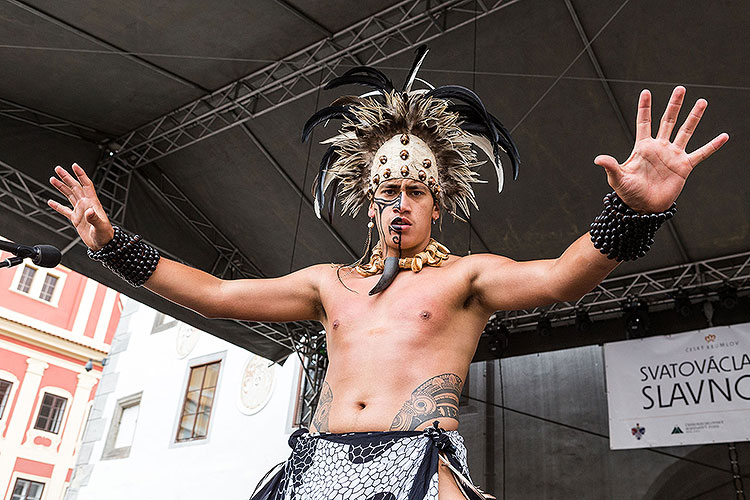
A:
311,382,333,432
389,373,462,431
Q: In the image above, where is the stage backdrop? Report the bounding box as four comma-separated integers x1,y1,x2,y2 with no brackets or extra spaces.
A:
605,322,750,450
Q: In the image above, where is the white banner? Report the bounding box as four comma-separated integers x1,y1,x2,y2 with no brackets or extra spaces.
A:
604,322,750,449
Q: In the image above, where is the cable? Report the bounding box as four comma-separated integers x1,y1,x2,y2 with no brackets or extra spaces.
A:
467,0,478,256
463,394,733,474
2,45,746,92
498,362,506,499
510,0,631,134
288,73,323,273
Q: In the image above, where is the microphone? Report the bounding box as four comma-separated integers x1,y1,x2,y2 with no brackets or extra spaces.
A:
0,240,62,268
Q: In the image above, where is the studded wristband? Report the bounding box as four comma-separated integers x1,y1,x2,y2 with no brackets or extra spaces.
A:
589,191,676,262
87,225,160,287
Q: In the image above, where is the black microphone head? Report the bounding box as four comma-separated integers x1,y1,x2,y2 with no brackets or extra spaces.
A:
33,245,62,268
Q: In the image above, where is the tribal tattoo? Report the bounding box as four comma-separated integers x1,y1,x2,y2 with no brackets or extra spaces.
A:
389,373,462,431
311,382,333,433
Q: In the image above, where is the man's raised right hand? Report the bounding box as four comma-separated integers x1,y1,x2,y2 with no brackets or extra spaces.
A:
48,163,115,251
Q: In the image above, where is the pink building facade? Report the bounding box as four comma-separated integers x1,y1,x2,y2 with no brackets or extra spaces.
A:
0,248,121,500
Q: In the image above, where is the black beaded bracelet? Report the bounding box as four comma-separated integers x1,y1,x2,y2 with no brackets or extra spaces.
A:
87,225,160,287
589,192,676,262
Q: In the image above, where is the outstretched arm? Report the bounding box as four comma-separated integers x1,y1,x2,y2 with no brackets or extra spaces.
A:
48,164,324,322
470,86,729,312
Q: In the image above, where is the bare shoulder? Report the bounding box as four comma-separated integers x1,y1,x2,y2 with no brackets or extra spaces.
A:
446,252,517,279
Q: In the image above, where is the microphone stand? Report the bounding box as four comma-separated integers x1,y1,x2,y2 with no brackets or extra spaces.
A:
0,255,25,269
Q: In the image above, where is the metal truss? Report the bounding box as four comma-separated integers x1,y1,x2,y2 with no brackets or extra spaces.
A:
0,158,321,353
290,326,329,427
495,251,750,332
0,97,102,142
136,168,265,279
0,159,87,240
101,0,521,170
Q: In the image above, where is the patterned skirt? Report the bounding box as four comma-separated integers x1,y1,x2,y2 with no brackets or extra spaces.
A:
250,421,493,500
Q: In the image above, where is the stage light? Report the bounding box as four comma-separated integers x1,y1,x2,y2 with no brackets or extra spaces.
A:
84,357,108,372
673,289,692,317
575,309,593,332
623,297,649,338
483,318,510,357
537,316,552,337
719,285,738,310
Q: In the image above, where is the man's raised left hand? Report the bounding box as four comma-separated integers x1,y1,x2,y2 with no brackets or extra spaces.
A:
594,86,729,213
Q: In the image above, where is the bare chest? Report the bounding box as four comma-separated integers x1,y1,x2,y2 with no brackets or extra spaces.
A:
319,263,484,346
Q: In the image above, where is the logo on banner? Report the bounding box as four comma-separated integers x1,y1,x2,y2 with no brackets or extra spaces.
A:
671,426,684,434
705,334,716,343
631,423,646,440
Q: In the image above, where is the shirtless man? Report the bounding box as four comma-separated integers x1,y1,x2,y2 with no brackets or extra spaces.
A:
48,84,726,499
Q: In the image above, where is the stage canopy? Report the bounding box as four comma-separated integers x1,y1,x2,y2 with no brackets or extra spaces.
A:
1,0,747,362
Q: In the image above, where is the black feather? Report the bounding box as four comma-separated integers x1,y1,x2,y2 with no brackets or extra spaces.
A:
447,103,520,180
427,85,498,142
314,146,338,215
326,179,339,224
325,66,395,94
302,106,356,143
489,114,520,180
402,45,429,92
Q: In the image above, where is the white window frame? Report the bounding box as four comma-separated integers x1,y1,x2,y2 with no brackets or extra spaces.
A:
101,391,142,460
0,371,20,434
9,474,46,500
9,263,66,307
27,386,72,449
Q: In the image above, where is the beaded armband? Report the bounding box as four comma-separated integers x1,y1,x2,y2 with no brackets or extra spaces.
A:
87,225,160,287
590,192,676,262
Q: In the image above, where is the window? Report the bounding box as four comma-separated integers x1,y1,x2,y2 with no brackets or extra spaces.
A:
11,264,65,305
38,274,58,302
0,379,11,419
152,311,177,334
16,266,36,293
11,478,44,500
102,392,142,460
176,361,220,442
34,393,67,434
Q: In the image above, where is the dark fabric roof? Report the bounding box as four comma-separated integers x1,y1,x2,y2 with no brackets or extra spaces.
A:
1,0,747,361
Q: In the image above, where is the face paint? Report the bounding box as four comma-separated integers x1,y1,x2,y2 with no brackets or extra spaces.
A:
372,187,404,259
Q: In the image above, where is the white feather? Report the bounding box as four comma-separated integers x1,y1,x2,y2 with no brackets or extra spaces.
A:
467,133,504,193
404,48,430,93
359,90,382,99
320,132,356,145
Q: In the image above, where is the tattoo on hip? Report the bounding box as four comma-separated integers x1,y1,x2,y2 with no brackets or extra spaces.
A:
312,382,333,432
389,373,462,431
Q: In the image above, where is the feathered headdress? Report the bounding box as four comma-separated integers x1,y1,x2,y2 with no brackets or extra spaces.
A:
303,45,520,221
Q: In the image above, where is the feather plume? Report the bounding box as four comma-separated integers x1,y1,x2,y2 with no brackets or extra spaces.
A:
313,146,338,218
304,48,521,220
301,106,356,143
325,66,395,94
467,133,504,193
403,45,429,93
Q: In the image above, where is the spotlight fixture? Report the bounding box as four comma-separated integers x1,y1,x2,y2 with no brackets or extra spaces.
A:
483,318,510,357
623,298,649,338
84,357,108,372
537,316,552,337
719,284,738,310
673,289,693,317
575,308,593,332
